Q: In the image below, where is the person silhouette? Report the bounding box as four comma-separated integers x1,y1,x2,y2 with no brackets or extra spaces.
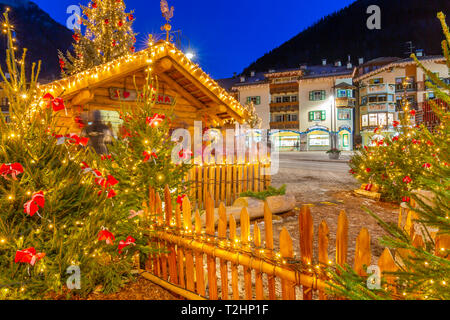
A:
81,110,114,155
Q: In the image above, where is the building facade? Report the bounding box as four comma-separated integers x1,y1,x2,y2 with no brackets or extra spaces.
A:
354,55,448,146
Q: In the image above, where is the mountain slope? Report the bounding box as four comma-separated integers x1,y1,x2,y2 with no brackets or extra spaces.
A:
243,0,450,74
0,1,73,81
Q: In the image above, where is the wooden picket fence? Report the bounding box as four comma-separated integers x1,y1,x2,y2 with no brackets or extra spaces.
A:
140,186,446,300
188,162,272,209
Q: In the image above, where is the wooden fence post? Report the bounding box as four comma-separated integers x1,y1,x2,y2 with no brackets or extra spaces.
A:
183,197,196,293
165,186,178,285
241,207,253,300
264,202,276,300
218,203,229,300
299,205,314,300
206,193,218,300
254,223,264,300
280,228,295,300
318,221,330,300
230,215,240,300
354,228,371,277
336,210,349,267
194,209,206,296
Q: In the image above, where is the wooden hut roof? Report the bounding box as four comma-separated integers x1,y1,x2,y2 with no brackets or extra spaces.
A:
40,41,249,126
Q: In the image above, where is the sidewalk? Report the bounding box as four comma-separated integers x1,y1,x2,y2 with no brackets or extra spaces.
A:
279,151,354,163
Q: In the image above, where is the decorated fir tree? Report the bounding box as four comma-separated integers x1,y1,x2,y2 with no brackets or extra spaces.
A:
329,12,450,300
98,65,193,226
0,11,140,299
58,0,137,77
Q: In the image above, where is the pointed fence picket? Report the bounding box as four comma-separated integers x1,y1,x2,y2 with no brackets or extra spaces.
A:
189,162,271,209
144,187,417,300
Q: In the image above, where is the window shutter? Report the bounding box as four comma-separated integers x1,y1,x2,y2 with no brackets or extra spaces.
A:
309,112,314,121
309,92,314,101
321,91,326,100
321,111,326,121
256,96,261,105
247,97,251,104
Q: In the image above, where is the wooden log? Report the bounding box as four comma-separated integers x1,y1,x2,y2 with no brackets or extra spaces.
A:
215,166,221,206
183,198,196,292
194,209,206,296
280,227,295,300
241,207,253,300
229,215,240,300
299,206,314,300
318,221,330,300
226,164,232,206
254,223,264,300
264,202,276,300
354,228,371,277
206,194,218,300
218,203,229,300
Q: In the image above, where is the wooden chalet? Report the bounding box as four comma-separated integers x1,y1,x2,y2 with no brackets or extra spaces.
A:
40,41,249,134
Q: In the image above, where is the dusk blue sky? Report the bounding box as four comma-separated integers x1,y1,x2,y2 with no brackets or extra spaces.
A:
33,0,356,79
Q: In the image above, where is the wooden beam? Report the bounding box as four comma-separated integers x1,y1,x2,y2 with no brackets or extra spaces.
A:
158,72,223,126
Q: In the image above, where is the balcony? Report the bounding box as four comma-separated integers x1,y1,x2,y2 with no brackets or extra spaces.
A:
335,97,356,108
360,83,396,96
270,82,299,95
360,103,396,114
270,102,299,113
270,121,299,130
395,83,418,93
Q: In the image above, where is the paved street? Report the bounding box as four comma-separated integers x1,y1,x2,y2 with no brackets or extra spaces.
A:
272,151,359,204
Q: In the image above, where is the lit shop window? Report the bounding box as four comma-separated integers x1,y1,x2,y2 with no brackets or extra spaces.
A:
338,109,352,120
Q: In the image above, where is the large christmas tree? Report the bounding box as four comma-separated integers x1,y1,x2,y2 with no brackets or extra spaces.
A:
58,0,137,77
0,11,139,299
329,12,450,300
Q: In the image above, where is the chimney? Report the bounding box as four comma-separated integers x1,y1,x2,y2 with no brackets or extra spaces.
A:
240,76,246,83
300,64,307,70
268,69,275,73
322,59,327,66
358,57,364,65
416,49,424,57
250,71,256,77
347,62,353,69
335,60,342,67
233,72,237,78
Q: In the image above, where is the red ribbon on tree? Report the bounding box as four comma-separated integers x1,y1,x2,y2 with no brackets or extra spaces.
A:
15,248,45,266
176,194,187,209
118,236,136,254
143,150,157,162
0,163,24,180
98,228,116,245
43,93,66,112
146,114,166,128
24,191,45,217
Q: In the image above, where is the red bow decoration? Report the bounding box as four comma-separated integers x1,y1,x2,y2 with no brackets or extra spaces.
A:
43,93,66,112
143,150,158,162
176,195,187,209
101,154,114,161
96,175,118,199
393,121,400,128
146,114,166,128
179,149,193,161
365,168,371,173
0,163,24,180
67,134,89,147
410,110,416,116
412,139,421,145
392,136,399,142
24,191,45,217
403,176,412,184
364,184,373,191
402,196,411,203
422,163,431,169
15,248,45,266
118,236,136,254
98,228,116,245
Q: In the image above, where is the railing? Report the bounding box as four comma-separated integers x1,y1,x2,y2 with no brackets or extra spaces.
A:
360,83,396,96
139,190,449,300
188,162,272,208
270,121,299,130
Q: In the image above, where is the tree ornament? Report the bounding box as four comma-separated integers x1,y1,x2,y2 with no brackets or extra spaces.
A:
98,228,116,245
118,236,136,254
0,163,24,180
15,248,45,266
24,191,45,217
